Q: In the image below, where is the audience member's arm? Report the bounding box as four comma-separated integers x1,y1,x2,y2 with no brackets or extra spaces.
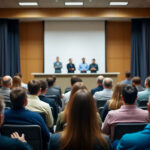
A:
55,112,64,132
96,112,102,129
45,105,54,128
101,103,109,122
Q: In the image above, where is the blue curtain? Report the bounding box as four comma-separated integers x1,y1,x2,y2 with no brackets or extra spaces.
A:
131,19,150,84
0,19,20,77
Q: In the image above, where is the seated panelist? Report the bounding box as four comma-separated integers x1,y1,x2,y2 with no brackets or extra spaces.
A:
67,58,76,73
78,58,89,73
89,58,99,73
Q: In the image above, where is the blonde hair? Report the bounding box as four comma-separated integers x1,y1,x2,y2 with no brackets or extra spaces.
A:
12,76,21,89
108,83,124,110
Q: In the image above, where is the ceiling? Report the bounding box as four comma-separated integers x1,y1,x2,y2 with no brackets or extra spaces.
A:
0,0,150,8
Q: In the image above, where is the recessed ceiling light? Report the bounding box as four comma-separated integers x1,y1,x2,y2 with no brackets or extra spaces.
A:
19,2,38,6
65,2,83,6
109,2,128,6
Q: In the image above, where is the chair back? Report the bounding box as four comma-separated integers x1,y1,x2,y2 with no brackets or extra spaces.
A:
138,99,148,107
5,100,12,108
98,107,104,117
114,123,148,140
46,95,62,107
37,112,47,123
1,124,43,150
96,100,107,108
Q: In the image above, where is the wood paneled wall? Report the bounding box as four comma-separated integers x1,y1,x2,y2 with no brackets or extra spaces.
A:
19,21,131,83
19,22,43,83
106,21,131,82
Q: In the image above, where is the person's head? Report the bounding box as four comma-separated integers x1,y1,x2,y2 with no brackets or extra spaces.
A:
108,83,125,110
2,75,12,88
56,56,59,62
61,89,108,150
132,76,141,86
97,76,104,86
12,76,21,89
46,77,55,87
92,58,95,64
145,76,150,88
0,96,5,126
103,78,113,89
125,71,131,79
39,80,48,94
10,87,27,109
82,57,85,63
71,76,82,86
122,85,137,105
15,72,22,79
69,58,72,64
28,80,41,96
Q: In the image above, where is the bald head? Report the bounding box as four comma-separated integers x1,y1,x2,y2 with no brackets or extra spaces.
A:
97,76,104,85
103,78,113,89
2,75,12,88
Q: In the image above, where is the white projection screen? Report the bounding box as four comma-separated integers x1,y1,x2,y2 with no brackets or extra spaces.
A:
44,21,106,73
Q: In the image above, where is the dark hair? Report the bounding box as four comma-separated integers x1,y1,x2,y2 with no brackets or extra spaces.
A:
28,80,40,95
15,72,22,78
145,77,150,87
10,87,27,109
71,76,82,86
132,77,141,85
52,76,56,82
46,77,55,87
122,85,137,104
125,72,131,78
40,80,48,92
0,77,2,86
61,89,108,150
103,78,113,88
92,58,95,61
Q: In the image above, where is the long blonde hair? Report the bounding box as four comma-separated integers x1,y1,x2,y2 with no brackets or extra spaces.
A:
108,83,124,110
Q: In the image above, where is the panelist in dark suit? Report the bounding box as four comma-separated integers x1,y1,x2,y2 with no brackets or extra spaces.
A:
67,58,76,73
54,57,62,73
89,58,99,73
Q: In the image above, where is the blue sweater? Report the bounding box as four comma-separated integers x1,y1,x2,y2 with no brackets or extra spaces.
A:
4,108,50,143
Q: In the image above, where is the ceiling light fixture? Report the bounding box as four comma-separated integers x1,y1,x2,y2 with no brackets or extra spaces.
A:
65,2,83,6
19,2,38,6
109,2,128,6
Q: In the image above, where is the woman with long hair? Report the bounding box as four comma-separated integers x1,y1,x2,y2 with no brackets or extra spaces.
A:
56,82,102,132
50,89,112,150
101,83,124,122
12,76,21,89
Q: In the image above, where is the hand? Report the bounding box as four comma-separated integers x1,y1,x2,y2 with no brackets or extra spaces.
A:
71,68,74,71
11,132,27,143
91,67,96,71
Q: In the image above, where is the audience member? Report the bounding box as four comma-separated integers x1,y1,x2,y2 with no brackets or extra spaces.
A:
39,80,58,124
0,77,2,88
0,75,12,102
12,76,21,89
102,85,150,141
4,87,50,150
50,89,112,150
89,58,99,73
63,76,82,105
56,82,102,132
116,101,150,149
78,57,89,73
0,96,32,150
52,75,62,96
121,71,132,85
101,83,124,122
132,76,144,92
91,75,104,95
26,80,53,129
15,73,27,89
46,77,62,107
67,58,76,73
93,78,113,101
137,76,150,104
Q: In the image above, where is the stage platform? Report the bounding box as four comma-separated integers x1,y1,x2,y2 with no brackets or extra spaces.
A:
32,73,120,93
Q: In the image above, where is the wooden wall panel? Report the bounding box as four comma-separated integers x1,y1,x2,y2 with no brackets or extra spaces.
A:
106,21,131,82
19,22,43,83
